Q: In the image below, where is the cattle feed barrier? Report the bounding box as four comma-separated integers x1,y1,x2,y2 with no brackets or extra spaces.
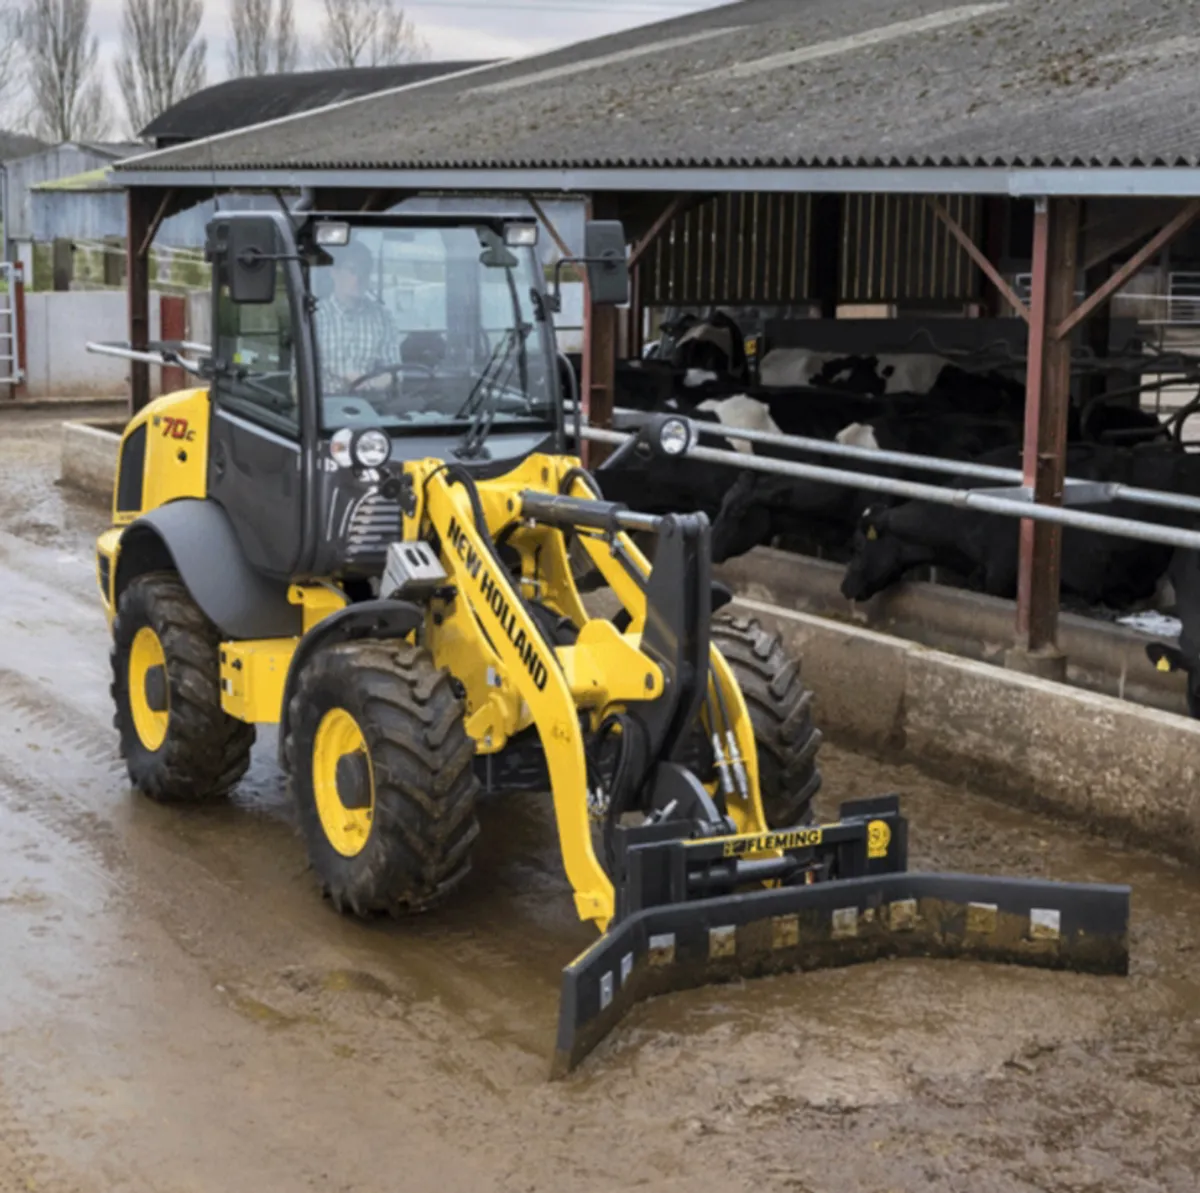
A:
582,422,1200,553
607,404,1200,517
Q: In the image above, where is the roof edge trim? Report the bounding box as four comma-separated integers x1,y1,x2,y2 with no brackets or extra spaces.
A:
109,165,1200,199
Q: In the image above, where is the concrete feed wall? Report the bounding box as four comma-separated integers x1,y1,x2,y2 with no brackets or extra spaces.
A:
733,596,1200,864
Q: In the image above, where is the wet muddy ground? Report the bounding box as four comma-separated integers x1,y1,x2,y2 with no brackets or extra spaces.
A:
1,408,1200,1191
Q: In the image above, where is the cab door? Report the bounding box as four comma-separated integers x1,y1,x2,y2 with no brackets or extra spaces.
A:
207,266,305,579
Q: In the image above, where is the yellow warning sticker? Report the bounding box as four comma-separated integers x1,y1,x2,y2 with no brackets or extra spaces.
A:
867,819,892,859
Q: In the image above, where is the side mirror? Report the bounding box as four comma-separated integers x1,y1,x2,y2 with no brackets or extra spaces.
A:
583,220,629,306
227,217,278,304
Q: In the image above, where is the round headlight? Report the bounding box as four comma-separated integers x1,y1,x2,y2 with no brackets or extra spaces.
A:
657,416,692,457
329,427,354,469
352,428,391,469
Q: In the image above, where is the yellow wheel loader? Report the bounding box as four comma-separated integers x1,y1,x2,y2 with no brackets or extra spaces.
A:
93,206,1130,1074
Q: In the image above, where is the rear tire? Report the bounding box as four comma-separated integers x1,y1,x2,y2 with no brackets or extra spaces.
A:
111,571,255,803
285,640,480,916
701,613,823,828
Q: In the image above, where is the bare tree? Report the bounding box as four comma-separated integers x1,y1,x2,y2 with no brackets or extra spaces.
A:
0,6,28,125
19,0,110,141
115,0,207,134
227,0,298,77
314,0,427,69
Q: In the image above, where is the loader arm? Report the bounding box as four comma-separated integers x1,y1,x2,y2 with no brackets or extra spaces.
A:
419,460,619,926
412,453,774,929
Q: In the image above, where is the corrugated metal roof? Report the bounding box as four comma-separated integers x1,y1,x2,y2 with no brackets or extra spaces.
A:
115,0,1200,179
139,63,490,145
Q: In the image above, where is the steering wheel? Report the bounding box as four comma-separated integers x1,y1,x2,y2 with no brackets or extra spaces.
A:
348,361,437,391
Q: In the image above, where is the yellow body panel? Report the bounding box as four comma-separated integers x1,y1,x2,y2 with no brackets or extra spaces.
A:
556,623,662,709
96,526,121,621
289,583,349,632
219,638,296,723
113,387,211,524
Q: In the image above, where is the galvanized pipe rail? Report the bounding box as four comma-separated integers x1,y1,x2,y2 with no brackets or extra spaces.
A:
582,425,1200,554
602,404,1200,519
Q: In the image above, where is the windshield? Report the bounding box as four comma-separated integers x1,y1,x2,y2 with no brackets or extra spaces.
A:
310,224,555,433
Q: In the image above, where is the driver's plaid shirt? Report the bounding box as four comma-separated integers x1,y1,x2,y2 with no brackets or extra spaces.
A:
317,297,398,383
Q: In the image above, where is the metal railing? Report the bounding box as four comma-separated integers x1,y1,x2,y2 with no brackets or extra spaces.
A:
580,408,1200,554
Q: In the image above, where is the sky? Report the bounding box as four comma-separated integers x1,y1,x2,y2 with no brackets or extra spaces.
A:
84,0,731,99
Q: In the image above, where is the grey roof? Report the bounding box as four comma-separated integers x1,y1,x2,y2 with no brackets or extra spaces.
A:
139,63,490,145
116,0,1200,178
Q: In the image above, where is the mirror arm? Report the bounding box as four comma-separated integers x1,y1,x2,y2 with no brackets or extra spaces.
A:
549,252,625,311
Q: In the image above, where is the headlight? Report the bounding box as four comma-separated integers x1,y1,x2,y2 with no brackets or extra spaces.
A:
352,428,391,468
315,221,351,246
656,416,692,457
504,222,538,247
330,427,354,468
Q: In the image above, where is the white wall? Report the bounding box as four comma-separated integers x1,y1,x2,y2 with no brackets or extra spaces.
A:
22,280,585,397
24,290,163,397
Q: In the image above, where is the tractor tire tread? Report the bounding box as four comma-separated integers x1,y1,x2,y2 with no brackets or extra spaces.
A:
709,612,823,828
111,571,255,804
285,639,480,916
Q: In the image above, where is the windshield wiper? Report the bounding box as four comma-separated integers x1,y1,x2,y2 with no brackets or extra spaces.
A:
455,327,528,460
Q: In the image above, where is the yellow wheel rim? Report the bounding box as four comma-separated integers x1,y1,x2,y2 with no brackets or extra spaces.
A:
128,626,169,752
312,708,375,858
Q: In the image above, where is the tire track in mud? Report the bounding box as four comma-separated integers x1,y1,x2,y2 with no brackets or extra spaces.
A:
0,1079,86,1193
0,661,607,1185
0,658,565,1077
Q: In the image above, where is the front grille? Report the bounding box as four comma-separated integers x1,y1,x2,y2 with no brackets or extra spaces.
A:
345,492,404,564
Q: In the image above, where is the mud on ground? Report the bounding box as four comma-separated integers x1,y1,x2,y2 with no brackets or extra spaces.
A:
1,408,1198,1192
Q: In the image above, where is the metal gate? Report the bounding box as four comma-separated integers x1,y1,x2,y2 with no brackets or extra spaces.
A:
0,262,23,387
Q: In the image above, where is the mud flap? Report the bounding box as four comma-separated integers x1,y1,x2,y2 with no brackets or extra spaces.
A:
551,871,1130,1077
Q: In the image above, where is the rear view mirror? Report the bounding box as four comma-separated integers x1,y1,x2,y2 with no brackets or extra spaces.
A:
227,217,278,304
583,220,629,306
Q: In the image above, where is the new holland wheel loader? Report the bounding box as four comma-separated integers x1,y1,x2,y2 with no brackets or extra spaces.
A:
93,205,1131,1074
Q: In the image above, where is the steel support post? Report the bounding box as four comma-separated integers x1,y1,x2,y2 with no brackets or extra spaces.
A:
809,194,841,317
127,188,153,415
1012,197,1079,673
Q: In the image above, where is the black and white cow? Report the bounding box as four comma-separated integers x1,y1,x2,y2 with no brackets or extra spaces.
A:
1145,549,1200,717
841,444,1200,607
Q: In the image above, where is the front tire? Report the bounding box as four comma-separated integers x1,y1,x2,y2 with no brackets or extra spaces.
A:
111,571,255,803
285,640,480,917
703,613,823,828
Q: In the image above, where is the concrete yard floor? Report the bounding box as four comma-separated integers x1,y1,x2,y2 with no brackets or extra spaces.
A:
2,408,1200,1192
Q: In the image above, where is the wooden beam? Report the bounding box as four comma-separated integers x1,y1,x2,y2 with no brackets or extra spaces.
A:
137,187,176,258
627,195,688,270
926,196,1031,323
525,194,573,262
1054,198,1200,340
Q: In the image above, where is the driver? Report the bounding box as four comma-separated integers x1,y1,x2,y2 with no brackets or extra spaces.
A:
317,239,399,390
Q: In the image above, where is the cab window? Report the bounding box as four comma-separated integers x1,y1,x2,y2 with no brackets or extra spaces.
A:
214,266,299,435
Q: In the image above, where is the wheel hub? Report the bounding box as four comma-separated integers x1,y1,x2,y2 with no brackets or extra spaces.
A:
128,626,169,751
312,708,375,857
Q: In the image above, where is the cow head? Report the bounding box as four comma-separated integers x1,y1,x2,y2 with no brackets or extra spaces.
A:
1146,641,1200,718
841,506,936,603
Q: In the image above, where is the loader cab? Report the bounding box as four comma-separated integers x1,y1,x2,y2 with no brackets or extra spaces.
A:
204,209,628,582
